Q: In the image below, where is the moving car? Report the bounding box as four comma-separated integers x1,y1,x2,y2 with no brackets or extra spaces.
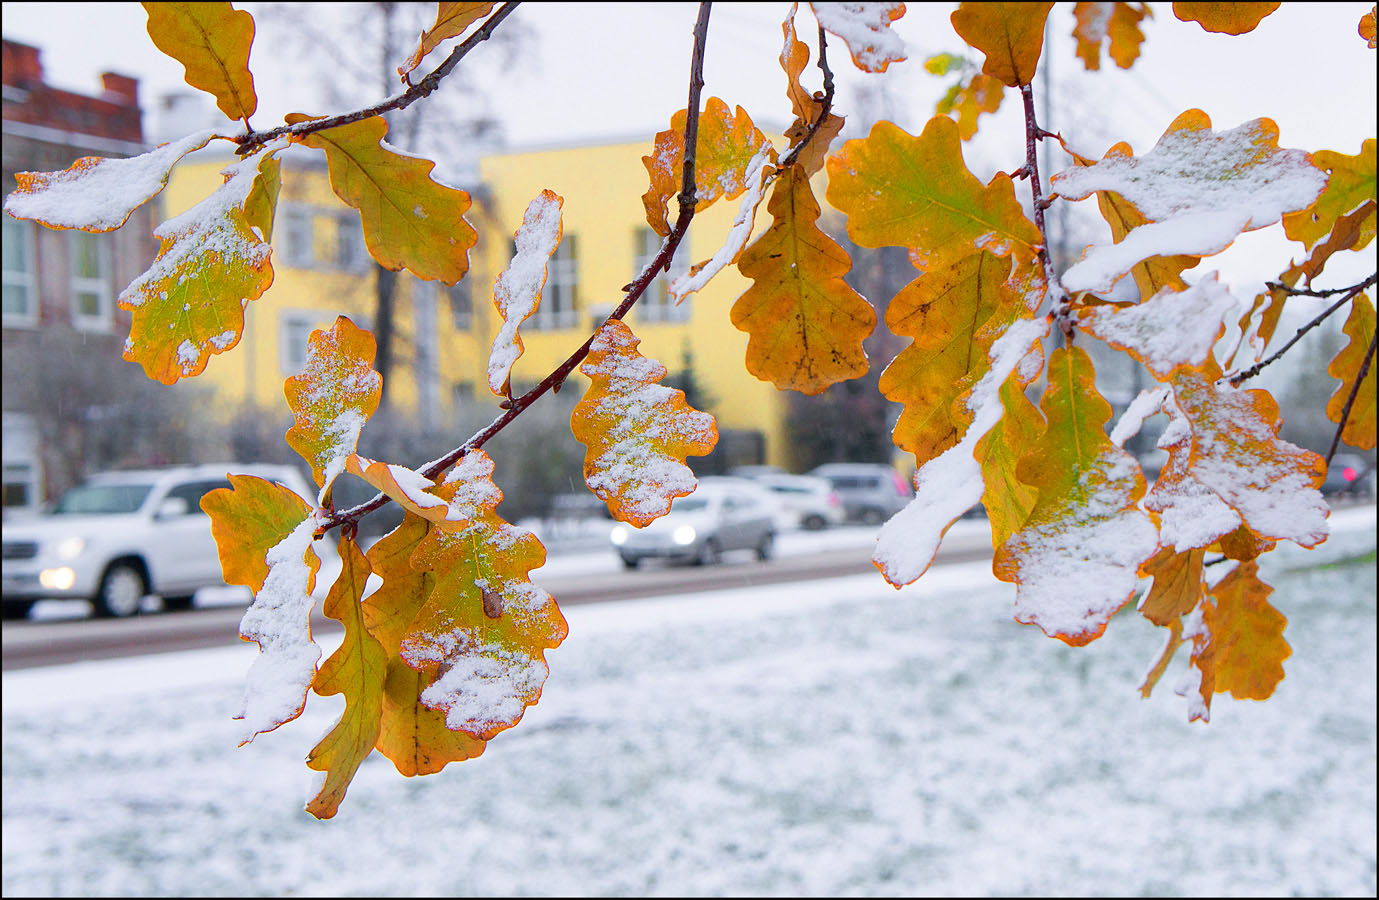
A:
2,463,316,620
807,463,914,525
753,473,846,530
609,476,776,568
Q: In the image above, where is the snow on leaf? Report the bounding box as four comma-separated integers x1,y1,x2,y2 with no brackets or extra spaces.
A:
285,113,477,284
143,2,257,120
668,145,774,305
1072,2,1150,71
1326,294,1377,449
1282,139,1376,250
403,451,567,740
808,2,907,73
201,473,315,593
488,190,563,397
397,2,495,81
826,117,1041,274
571,320,718,526
362,514,486,776
346,455,451,523
1110,386,1168,448
874,315,1048,587
780,3,846,176
1053,110,1327,294
119,146,278,384
730,163,874,395
935,72,1005,142
1203,559,1290,701
1139,546,1206,626
950,2,1053,88
2,129,217,232
1076,272,1238,377
641,98,777,238
284,316,383,503
1172,2,1280,35
306,535,386,820
991,345,1160,646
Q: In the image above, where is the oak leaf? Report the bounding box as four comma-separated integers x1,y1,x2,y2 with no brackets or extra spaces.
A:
1072,2,1150,71
950,2,1054,87
1075,272,1237,378
1139,617,1185,698
826,117,1041,274
808,2,907,73
1139,547,1206,627
1282,139,1376,250
935,72,1005,142
345,455,451,523
242,150,282,243
403,451,568,740
201,473,315,593
781,3,845,175
668,146,775,304
1203,560,1290,701
1362,6,1377,48
489,190,563,397
641,98,776,237
143,2,257,120
1172,2,1280,35
991,346,1159,646
284,316,383,502
306,536,386,820
571,320,718,526
732,164,874,395
286,113,477,284
1326,294,1377,449
398,2,495,81
975,344,1046,552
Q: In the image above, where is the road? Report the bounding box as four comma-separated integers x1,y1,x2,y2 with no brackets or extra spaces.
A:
2,525,995,670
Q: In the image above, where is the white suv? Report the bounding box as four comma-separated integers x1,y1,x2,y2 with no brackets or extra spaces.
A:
2,463,316,619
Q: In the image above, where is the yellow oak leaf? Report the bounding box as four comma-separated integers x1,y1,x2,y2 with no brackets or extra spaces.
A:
935,72,1005,141
242,150,281,243
1072,2,1151,71
363,514,487,776
1139,547,1206,626
284,316,383,500
306,536,387,820
201,473,314,592
118,149,275,384
1326,294,1377,449
1282,139,1377,250
808,1,907,73
1139,617,1184,698
1362,6,1377,47
780,3,845,176
732,164,875,395
345,455,451,523
404,451,568,741
571,320,719,526
1172,2,1280,35
489,190,563,397
992,346,1159,646
143,1,257,120
950,2,1054,87
975,344,1046,551
286,113,477,284
825,117,1041,274
397,2,495,80
641,97,777,237
1204,560,1290,700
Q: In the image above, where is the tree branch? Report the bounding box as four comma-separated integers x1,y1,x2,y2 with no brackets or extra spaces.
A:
1227,273,1377,387
235,1,521,156
1018,82,1069,342
1325,327,1377,467
316,1,715,537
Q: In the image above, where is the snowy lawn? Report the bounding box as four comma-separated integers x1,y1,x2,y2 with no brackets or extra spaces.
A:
2,509,1375,896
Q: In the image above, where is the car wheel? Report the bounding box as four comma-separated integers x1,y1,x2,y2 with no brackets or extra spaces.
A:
694,538,721,566
3,600,35,621
162,594,196,612
756,531,774,561
860,507,885,526
802,514,826,531
620,555,640,570
94,563,147,618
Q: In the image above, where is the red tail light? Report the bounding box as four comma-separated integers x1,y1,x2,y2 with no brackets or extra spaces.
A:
827,492,841,507
1343,467,1357,481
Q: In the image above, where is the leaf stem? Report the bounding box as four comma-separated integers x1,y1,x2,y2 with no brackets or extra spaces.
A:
776,25,836,172
1227,273,1377,387
1324,326,1376,467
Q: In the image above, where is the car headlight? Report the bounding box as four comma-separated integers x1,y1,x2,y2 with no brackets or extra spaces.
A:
610,525,629,546
54,537,86,560
672,525,697,545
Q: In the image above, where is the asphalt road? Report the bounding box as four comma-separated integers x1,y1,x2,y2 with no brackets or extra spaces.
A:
1,537,993,671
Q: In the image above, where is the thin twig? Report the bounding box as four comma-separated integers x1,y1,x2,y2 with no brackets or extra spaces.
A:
1018,82,1068,342
235,2,521,155
1325,328,1377,467
777,25,836,172
1265,279,1372,299
1228,273,1377,386
316,1,715,536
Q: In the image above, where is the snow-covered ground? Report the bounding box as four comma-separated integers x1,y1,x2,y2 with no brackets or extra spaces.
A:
3,508,1375,896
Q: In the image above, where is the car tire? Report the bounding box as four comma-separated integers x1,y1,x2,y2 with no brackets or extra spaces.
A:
756,531,774,561
620,555,640,570
162,594,196,612
802,514,826,531
94,562,147,618
860,507,885,526
3,600,35,621
694,538,720,566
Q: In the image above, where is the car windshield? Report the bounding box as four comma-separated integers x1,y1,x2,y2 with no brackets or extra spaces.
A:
51,483,154,515
670,497,710,513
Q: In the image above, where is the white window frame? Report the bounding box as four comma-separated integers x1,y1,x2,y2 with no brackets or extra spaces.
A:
532,235,579,330
2,212,38,327
279,310,318,375
282,206,315,268
634,227,691,324
68,231,112,332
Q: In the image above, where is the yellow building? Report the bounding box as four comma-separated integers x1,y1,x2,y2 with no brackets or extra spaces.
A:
160,136,794,469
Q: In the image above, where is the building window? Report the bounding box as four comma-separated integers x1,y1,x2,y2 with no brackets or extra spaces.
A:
69,231,112,331
282,207,314,267
634,227,691,324
3,461,38,514
532,234,578,330
449,280,472,330
2,213,38,326
280,312,317,375
335,214,368,271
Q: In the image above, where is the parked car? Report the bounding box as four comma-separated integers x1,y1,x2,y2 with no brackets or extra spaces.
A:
609,477,776,568
807,463,914,525
1321,453,1376,499
2,463,316,620
754,473,846,530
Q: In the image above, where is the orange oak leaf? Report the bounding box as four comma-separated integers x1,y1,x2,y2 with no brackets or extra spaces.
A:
201,473,315,593
808,2,907,73
732,164,875,395
975,343,1046,551
1203,560,1290,701
668,146,775,304
284,316,383,501
1282,139,1376,250
826,117,1041,274
991,345,1159,646
403,450,568,741
346,455,451,523
1139,546,1206,627
489,190,563,397
571,320,718,526
781,3,845,175
1326,294,1377,449
363,513,487,776
398,2,495,81
1072,2,1151,71
950,2,1054,87
143,1,257,120
641,97,776,237
1216,522,1277,561
1362,6,1377,47
286,113,477,284
935,72,1005,142
306,535,386,820
118,147,278,384
1172,2,1280,35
